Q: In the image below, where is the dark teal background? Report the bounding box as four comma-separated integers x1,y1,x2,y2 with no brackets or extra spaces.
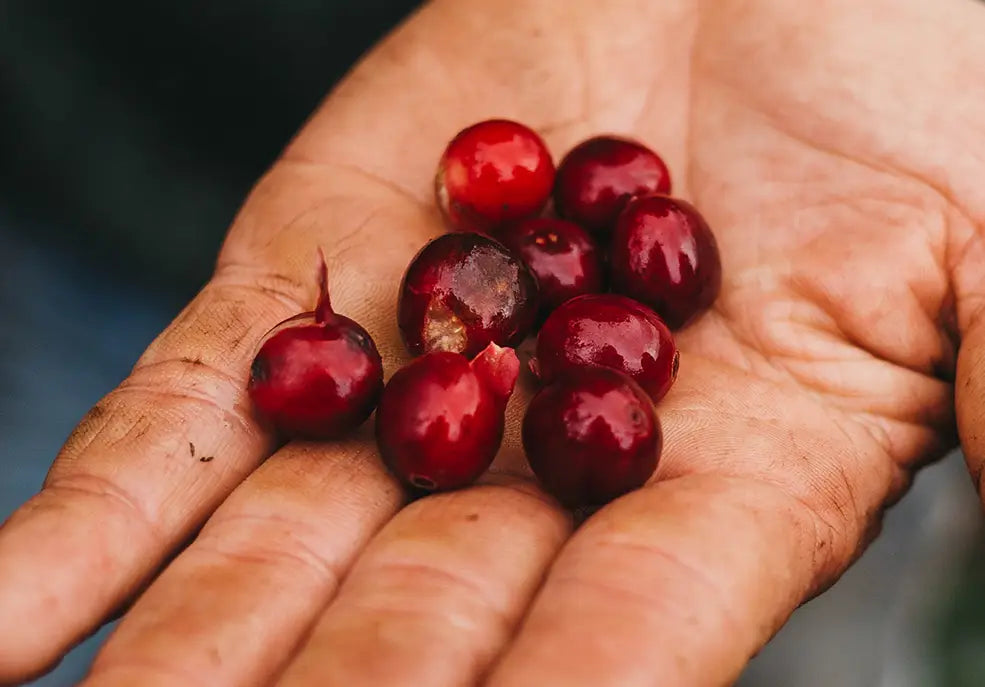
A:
1,0,418,302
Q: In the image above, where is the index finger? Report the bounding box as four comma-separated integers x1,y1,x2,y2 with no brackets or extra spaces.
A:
0,163,433,682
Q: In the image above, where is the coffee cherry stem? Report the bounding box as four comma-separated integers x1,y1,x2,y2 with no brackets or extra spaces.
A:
314,248,334,323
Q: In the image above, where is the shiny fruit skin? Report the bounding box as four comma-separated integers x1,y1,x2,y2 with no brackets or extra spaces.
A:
248,315,383,440
497,217,604,320
375,343,519,491
436,119,555,233
522,367,662,507
248,255,383,439
398,232,539,359
554,135,671,235
534,294,678,402
610,194,722,329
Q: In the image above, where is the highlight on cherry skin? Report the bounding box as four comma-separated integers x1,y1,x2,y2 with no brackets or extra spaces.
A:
610,193,723,329
497,216,605,321
375,342,520,491
553,135,672,236
523,366,662,508
247,256,384,439
398,231,539,359
435,118,555,234
532,293,679,403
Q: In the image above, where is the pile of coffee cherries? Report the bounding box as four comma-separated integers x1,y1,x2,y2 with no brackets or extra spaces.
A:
248,119,721,508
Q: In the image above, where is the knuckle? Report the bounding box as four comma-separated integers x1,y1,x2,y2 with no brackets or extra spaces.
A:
42,470,162,544
121,357,253,432
363,556,514,637
193,513,344,591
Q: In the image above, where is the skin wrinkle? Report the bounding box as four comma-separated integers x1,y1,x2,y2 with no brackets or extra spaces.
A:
698,301,950,445
566,534,745,635
223,178,388,264
712,158,950,377
39,475,162,546
949,227,985,333
275,158,429,208
200,505,375,576
357,557,513,628
212,262,312,312
782,274,928,375
142,288,294,368
322,208,393,264
127,357,251,405
108,385,253,437
51,399,123,469
742,474,845,597
50,372,255,482
191,536,342,592
86,656,216,687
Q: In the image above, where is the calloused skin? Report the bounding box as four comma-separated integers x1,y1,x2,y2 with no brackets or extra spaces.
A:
2,1,985,685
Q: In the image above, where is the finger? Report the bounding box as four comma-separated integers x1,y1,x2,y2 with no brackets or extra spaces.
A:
79,436,403,687
0,167,432,682
0,281,289,681
953,230,985,506
276,479,570,687
486,356,950,687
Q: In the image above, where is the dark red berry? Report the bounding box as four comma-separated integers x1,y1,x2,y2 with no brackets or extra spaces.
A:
497,217,604,320
533,294,678,403
554,135,671,235
375,343,519,491
523,367,661,507
610,194,721,329
435,119,555,233
398,232,539,359
248,258,383,439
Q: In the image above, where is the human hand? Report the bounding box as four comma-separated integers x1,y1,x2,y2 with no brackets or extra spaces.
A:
3,0,985,685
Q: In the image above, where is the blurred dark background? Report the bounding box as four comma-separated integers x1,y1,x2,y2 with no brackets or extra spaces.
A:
2,2,984,685
1,0,419,305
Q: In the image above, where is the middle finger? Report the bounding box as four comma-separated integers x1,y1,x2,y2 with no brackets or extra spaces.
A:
81,437,403,687
276,478,569,687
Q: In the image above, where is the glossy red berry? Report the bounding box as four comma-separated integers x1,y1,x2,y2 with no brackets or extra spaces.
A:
533,294,678,403
610,194,722,329
248,258,383,439
523,367,661,507
435,119,555,233
376,343,519,491
497,217,604,319
398,232,539,359
554,135,671,235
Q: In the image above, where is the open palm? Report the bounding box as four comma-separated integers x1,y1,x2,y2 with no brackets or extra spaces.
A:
3,0,985,685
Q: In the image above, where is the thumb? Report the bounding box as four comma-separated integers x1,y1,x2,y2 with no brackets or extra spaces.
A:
954,250,985,505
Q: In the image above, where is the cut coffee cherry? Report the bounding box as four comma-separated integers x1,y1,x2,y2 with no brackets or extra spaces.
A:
610,194,722,329
523,366,662,508
497,217,604,320
554,135,671,235
398,232,539,359
435,119,555,233
376,343,519,491
533,293,678,402
248,257,383,439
